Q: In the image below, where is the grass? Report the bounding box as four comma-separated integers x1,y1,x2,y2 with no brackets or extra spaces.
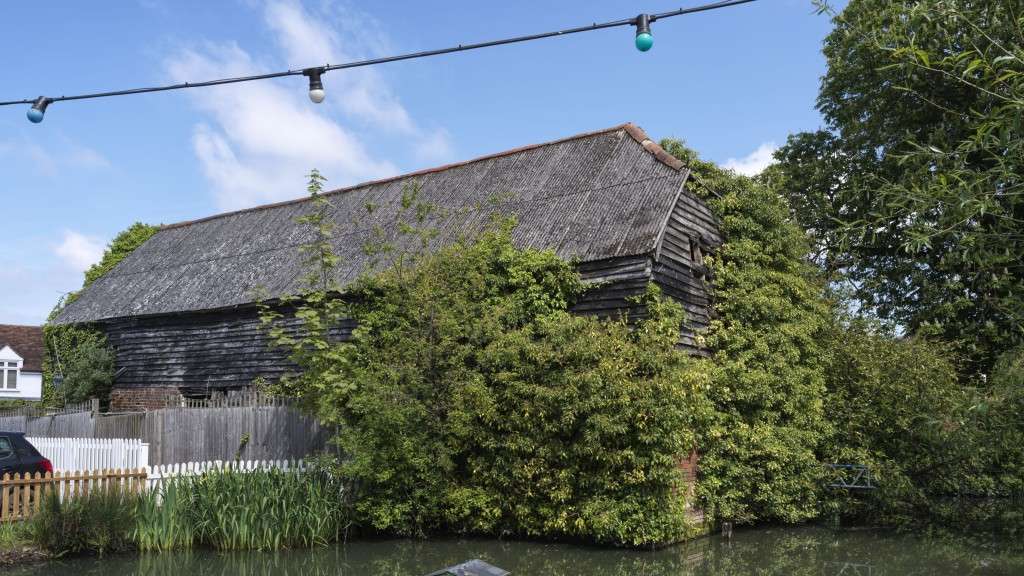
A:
25,467,349,556
0,521,30,549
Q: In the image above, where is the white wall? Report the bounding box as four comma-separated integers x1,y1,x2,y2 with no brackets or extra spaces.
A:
0,371,42,401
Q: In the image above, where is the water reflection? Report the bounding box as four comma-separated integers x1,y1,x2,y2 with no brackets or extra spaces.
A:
11,526,1023,575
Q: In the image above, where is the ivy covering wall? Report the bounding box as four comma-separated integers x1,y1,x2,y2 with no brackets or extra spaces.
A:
43,222,157,406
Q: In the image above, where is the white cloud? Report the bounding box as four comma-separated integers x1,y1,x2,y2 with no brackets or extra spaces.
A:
166,0,452,211
724,142,778,176
54,231,105,273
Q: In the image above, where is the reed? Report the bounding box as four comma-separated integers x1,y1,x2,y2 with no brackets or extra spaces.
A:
183,467,347,550
134,480,196,552
29,487,139,556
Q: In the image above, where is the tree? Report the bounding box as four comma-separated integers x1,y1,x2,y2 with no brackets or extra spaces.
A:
770,0,1024,376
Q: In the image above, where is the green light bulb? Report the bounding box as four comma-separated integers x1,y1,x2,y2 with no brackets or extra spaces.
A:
635,32,654,52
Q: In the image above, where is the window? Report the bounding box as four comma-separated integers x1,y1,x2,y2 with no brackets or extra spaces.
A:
690,237,706,283
0,437,13,459
3,362,17,390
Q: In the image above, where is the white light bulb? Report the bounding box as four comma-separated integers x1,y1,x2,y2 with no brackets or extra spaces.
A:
309,88,325,104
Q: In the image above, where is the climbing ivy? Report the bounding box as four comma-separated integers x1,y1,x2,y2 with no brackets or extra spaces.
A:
43,222,158,407
661,139,834,524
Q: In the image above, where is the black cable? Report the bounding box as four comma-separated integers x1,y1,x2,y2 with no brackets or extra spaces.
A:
0,0,756,107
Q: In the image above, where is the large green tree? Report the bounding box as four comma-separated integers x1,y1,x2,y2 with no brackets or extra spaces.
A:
769,0,1024,376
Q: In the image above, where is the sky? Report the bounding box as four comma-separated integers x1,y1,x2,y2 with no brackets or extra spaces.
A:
0,0,840,325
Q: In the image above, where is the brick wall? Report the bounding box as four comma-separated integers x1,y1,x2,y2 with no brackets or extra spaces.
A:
109,387,182,412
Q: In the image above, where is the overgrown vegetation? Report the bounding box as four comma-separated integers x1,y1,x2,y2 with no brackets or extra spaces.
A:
135,468,347,551
43,222,157,407
660,141,834,525
261,174,711,546
30,488,138,557
26,468,346,556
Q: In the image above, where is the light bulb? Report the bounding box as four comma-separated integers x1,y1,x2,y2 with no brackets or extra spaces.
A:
27,96,50,124
305,69,326,104
635,14,654,52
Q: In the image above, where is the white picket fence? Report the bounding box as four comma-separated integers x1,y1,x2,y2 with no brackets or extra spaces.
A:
145,459,305,491
27,437,150,472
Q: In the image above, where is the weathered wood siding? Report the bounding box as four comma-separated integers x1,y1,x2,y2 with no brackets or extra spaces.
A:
104,309,355,394
653,185,722,353
102,255,670,394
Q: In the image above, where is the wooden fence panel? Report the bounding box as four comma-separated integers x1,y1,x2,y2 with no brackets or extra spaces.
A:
2,398,330,465
0,468,148,522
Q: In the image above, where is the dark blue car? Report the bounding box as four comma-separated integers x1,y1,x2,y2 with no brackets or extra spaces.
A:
0,432,52,477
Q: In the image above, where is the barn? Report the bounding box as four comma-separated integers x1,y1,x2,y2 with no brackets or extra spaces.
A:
54,123,721,411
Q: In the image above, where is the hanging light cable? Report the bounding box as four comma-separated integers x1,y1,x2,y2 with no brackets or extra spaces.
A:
1,0,757,123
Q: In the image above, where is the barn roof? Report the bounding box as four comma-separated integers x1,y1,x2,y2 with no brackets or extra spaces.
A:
0,325,44,372
55,123,693,324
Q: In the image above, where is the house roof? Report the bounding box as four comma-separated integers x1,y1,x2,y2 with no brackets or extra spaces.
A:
0,325,44,372
54,123,694,324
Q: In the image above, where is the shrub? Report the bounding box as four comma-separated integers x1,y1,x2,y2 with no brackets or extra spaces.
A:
267,222,712,546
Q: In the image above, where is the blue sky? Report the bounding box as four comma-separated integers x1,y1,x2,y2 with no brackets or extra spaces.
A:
0,0,839,325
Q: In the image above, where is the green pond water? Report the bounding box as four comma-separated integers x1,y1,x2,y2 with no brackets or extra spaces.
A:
10,525,1024,576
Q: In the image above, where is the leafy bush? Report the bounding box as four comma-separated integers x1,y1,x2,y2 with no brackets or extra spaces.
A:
267,219,712,546
819,320,966,521
30,488,138,556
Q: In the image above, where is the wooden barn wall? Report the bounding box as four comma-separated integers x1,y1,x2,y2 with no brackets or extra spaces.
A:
103,255,661,393
103,309,355,394
654,186,721,353
571,255,653,322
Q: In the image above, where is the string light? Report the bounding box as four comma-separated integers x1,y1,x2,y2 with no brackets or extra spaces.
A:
635,14,654,52
27,97,50,123
1,0,757,124
304,68,325,103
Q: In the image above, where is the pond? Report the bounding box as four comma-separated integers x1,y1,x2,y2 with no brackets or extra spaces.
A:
10,525,1024,575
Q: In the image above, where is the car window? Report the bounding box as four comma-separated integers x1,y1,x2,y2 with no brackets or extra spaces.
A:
14,441,36,459
0,436,14,459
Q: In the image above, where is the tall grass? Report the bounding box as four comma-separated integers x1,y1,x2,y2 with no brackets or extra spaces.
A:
0,520,29,549
134,480,195,551
135,467,348,552
186,468,347,550
28,467,348,555
30,488,138,556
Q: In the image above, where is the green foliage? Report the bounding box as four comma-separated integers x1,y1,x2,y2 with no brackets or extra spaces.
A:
265,206,711,545
30,488,138,557
43,222,157,407
661,139,833,524
29,469,346,556
54,332,115,404
166,468,347,551
772,0,1024,376
819,320,968,521
134,480,196,552
0,520,30,550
